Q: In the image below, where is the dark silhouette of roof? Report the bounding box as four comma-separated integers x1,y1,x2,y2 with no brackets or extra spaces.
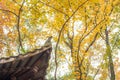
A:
0,45,52,80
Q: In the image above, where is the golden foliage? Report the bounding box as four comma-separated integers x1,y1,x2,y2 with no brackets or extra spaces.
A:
0,0,120,79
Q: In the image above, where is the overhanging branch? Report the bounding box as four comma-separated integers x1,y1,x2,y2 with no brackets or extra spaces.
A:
39,0,69,17
0,9,18,17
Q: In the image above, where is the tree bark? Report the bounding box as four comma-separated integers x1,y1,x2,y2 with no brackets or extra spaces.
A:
105,29,115,80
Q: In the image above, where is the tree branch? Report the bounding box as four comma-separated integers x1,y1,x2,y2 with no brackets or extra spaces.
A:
85,32,98,52
105,28,115,80
12,0,21,6
78,18,105,53
54,0,88,80
17,0,25,54
93,68,100,80
0,40,7,45
39,0,69,17
0,9,18,17
68,0,73,12
70,24,74,57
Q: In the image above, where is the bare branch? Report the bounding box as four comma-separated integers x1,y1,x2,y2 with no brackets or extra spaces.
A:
93,68,100,80
99,26,106,41
0,9,18,17
99,32,106,40
71,25,75,57
108,2,114,16
17,0,25,54
78,18,105,53
77,7,88,58
39,0,69,17
85,32,98,52
64,40,71,49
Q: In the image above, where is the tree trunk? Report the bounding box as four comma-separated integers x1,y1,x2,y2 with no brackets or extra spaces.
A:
105,29,115,80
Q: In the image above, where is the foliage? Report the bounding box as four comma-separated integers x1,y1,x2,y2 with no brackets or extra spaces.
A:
0,0,120,80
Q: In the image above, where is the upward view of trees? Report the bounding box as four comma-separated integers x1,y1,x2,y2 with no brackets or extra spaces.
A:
0,0,120,80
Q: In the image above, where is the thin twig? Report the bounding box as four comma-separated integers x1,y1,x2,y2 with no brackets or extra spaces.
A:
93,68,100,80
71,24,74,57
39,0,69,17
85,60,90,79
112,32,120,50
78,19,105,51
85,32,98,52
99,32,105,41
12,0,21,6
0,9,18,17
68,0,73,12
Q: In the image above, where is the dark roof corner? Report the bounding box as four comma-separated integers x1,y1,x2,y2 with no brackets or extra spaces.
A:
0,45,52,80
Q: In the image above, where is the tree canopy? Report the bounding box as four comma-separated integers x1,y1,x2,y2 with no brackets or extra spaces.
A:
0,0,120,80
